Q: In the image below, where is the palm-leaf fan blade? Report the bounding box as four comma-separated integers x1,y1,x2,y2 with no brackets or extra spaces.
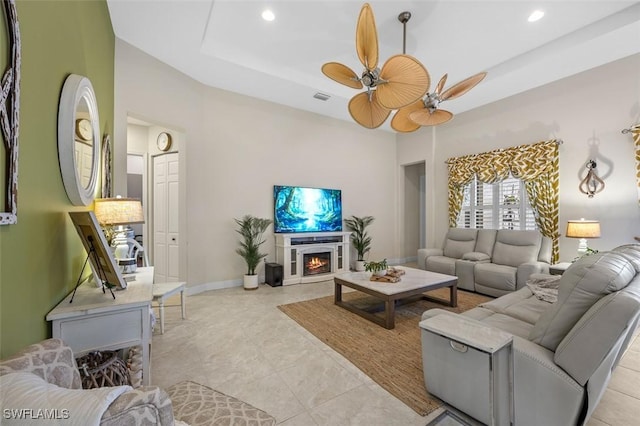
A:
391,100,424,133
435,74,448,94
349,91,390,129
409,108,453,126
440,72,487,101
321,62,363,89
376,54,430,110
356,3,378,71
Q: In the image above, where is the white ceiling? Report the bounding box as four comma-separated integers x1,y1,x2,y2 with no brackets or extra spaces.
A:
108,1,640,131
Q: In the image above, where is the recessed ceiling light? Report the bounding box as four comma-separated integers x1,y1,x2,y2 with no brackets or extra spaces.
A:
262,9,275,22
528,10,545,22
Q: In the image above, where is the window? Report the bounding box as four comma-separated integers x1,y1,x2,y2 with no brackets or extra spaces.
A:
456,176,537,230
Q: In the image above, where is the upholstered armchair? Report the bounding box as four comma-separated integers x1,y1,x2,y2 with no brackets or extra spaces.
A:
0,339,276,425
0,339,173,424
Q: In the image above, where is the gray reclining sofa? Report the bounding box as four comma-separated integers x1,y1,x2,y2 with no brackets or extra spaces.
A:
419,244,640,425
418,228,552,296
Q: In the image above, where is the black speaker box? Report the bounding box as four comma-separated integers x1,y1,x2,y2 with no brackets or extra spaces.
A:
265,263,283,287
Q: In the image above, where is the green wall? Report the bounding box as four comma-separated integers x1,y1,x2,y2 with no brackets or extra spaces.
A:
0,0,114,358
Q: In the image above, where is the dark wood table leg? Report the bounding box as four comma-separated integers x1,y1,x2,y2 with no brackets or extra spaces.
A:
384,298,395,329
450,284,458,307
334,281,342,304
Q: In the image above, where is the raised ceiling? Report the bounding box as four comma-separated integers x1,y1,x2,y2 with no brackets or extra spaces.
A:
108,1,640,131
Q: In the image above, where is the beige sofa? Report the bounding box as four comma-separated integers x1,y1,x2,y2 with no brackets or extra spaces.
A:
418,228,552,296
420,244,640,425
0,339,276,425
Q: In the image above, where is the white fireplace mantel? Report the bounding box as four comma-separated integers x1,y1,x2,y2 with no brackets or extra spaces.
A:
275,232,350,285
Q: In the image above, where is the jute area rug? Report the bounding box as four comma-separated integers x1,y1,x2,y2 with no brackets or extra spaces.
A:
278,287,491,417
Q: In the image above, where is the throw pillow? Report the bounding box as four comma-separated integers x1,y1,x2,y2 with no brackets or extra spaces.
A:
0,371,131,426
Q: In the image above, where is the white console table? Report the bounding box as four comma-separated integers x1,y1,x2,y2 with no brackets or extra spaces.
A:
46,267,154,385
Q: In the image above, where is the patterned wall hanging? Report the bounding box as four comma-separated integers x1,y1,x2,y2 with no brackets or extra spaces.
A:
0,0,20,225
578,159,605,198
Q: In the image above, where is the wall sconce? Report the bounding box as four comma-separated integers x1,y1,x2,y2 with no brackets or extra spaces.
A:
566,218,600,257
579,159,604,198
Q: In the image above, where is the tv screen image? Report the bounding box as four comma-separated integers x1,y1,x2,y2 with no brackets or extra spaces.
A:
274,185,342,233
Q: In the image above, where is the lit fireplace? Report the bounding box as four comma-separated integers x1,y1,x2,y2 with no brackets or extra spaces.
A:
303,252,331,276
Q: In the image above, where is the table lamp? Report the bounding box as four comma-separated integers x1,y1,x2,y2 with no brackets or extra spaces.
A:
566,219,600,256
94,197,145,261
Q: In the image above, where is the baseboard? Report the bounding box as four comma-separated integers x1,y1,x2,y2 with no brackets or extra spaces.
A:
185,278,243,296
184,259,418,296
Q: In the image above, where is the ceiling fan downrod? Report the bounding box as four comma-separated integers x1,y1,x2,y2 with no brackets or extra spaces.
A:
398,11,412,54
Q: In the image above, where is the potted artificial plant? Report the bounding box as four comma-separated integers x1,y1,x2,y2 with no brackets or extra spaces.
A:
235,215,273,290
344,215,374,271
364,259,388,277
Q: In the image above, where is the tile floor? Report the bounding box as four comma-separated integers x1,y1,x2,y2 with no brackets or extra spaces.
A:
151,280,640,426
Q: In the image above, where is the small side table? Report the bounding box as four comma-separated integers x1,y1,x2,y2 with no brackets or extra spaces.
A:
421,315,513,425
549,262,572,275
152,282,187,334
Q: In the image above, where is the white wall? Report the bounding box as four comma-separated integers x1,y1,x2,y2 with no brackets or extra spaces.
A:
398,53,640,261
115,40,398,289
126,124,148,153
116,39,639,283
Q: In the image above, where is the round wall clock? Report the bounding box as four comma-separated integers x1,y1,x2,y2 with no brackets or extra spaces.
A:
75,118,93,141
157,132,172,151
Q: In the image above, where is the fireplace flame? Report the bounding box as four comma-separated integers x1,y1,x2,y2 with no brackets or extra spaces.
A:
307,257,327,270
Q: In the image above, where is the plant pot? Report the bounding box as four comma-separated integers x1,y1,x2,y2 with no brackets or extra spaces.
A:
243,274,259,290
373,270,387,277
355,260,366,272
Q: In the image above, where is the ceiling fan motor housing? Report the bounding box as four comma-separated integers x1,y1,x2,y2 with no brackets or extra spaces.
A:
424,92,441,110
361,68,381,87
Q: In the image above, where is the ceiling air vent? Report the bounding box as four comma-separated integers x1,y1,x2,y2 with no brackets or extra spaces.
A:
313,92,330,101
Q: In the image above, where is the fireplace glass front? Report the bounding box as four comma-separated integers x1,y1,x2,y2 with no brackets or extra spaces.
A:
303,252,331,276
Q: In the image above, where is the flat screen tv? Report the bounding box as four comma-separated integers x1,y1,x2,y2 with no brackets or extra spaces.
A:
274,185,342,233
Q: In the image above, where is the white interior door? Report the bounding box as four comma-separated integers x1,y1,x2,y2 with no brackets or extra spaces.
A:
153,152,180,282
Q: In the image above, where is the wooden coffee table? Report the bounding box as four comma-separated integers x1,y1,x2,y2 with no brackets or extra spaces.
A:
334,266,457,329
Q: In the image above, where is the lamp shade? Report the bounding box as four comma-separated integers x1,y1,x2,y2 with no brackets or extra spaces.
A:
566,219,600,239
94,197,144,226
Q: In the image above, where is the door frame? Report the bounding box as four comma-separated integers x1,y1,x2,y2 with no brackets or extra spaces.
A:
126,151,149,254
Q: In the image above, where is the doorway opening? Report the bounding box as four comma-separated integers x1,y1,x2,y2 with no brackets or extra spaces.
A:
403,162,426,261
126,116,184,282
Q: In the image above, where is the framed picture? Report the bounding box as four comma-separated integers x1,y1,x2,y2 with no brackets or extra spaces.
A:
69,211,126,290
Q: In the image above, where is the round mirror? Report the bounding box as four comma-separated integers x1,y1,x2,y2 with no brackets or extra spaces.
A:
58,74,100,206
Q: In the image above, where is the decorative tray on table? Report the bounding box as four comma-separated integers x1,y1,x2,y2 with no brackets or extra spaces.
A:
369,267,405,283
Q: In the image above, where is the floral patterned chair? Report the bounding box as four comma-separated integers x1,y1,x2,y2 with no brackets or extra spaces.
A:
0,339,275,426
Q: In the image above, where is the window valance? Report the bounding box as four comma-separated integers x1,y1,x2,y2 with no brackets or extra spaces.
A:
446,140,560,186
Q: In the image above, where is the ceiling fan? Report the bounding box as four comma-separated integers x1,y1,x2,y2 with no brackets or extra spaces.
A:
391,72,488,132
321,3,430,129
390,11,487,132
